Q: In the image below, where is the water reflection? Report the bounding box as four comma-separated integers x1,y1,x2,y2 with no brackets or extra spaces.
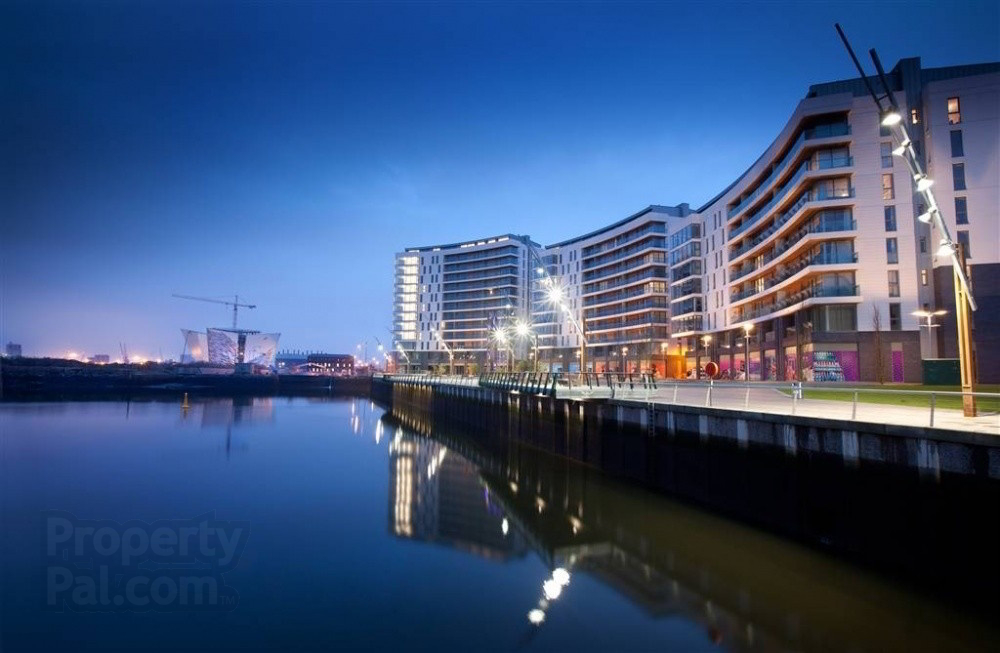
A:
179,397,275,458
382,411,1000,652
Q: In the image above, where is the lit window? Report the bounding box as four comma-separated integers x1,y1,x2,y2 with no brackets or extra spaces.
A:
881,174,895,200
911,108,920,124
950,130,964,157
921,269,928,286
880,142,893,168
952,163,966,190
955,197,968,224
947,97,961,124
886,238,898,264
888,270,900,297
884,206,897,232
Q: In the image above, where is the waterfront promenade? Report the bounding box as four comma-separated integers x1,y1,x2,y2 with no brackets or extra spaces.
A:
387,374,1000,437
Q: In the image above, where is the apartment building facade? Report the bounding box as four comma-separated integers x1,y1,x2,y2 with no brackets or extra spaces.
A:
392,58,999,382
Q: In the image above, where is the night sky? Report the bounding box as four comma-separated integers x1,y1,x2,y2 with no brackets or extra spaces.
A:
2,1,997,360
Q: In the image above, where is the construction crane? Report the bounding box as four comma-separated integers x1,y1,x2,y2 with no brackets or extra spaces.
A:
172,294,256,329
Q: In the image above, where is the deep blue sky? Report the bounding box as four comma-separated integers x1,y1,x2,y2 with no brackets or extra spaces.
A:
2,1,997,360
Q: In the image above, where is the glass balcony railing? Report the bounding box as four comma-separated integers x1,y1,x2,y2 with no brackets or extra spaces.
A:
585,298,669,320
583,267,667,295
584,283,661,307
670,316,704,333
730,158,852,242
583,236,666,271
582,223,667,259
730,251,858,303
734,284,859,321
729,213,857,272
587,313,671,333
727,122,851,218
730,184,854,248
583,253,666,283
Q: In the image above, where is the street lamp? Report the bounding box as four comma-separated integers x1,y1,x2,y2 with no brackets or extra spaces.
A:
701,335,712,380
742,323,754,382
913,309,948,358
836,23,977,416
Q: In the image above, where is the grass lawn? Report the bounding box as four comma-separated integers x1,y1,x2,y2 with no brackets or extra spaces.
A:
778,384,1000,412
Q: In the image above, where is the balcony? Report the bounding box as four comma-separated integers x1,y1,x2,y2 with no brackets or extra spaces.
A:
583,267,667,296
583,253,666,283
727,122,851,219
730,251,858,304
583,236,666,271
730,157,853,242
729,216,857,283
585,298,669,320
587,313,670,334
729,187,854,275
582,223,666,260
584,283,662,308
735,283,860,322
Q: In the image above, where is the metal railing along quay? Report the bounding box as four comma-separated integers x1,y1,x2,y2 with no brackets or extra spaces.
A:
381,374,999,433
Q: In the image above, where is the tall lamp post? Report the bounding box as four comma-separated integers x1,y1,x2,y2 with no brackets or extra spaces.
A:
701,335,712,379
742,323,754,382
835,23,977,416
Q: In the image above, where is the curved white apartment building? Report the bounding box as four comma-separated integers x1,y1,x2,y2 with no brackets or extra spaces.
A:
393,57,999,382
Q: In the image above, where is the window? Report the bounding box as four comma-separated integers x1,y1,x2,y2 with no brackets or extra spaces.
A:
886,238,898,264
880,142,893,168
950,130,964,157
953,163,966,190
884,206,897,231
889,303,902,331
919,237,927,254
947,97,961,124
957,230,971,258
881,174,894,200
955,197,968,224
921,269,928,286
911,108,920,124
888,270,900,297
879,123,891,137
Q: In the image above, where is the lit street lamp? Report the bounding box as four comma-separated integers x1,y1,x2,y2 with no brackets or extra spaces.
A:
836,23,977,415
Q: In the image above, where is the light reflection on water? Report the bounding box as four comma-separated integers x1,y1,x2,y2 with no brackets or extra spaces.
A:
0,398,997,652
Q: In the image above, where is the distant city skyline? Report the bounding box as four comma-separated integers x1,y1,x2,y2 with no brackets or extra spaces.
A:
3,0,998,358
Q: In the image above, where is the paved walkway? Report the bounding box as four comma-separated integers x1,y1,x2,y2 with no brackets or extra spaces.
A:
588,384,1000,436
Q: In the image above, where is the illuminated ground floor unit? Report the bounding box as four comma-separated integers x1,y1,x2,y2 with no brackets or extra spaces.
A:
180,328,280,367
392,57,999,382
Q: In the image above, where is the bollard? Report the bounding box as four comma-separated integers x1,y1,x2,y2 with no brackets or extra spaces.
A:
704,384,711,407
744,386,750,409
791,385,797,415
930,392,936,427
851,391,858,420
672,384,678,404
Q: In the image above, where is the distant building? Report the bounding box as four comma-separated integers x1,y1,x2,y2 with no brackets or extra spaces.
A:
180,328,280,366
276,350,309,370
89,354,110,364
307,353,354,374
4,342,22,358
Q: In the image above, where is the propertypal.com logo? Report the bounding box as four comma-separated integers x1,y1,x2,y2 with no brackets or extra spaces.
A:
44,511,250,612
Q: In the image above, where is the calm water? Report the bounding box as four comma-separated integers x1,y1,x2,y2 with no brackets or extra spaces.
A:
1,398,997,652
